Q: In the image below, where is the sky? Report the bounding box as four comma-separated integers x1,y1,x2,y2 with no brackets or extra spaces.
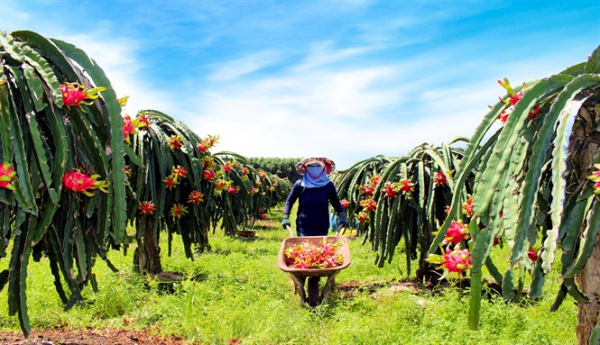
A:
1,0,599,169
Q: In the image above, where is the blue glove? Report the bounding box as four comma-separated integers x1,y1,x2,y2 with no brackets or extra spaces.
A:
281,216,291,229
338,212,349,227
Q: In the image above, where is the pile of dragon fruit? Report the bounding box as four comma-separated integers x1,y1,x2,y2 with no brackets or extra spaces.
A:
284,239,344,269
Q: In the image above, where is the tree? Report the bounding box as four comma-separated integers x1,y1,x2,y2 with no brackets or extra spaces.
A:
247,157,301,182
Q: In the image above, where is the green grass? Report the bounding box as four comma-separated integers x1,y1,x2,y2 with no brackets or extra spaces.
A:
0,206,578,344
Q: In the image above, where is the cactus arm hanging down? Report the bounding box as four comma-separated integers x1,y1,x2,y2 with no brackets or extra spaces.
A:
473,76,570,221
428,129,501,254
8,64,58,204
542,97,590,273
511,74,600,264
562,200,600,279
51,38,127,243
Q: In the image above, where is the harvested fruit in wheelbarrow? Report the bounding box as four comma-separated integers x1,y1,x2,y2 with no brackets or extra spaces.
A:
284,238,344,269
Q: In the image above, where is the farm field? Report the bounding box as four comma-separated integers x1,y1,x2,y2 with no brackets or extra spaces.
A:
0,206,578,345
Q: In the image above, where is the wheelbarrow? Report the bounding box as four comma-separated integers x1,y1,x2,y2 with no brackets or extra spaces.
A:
277,228,351,307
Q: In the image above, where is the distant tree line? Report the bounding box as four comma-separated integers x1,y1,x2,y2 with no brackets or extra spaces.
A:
247,157,302,183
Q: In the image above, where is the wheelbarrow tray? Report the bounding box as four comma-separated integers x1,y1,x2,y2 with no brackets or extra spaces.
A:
277,236,351,278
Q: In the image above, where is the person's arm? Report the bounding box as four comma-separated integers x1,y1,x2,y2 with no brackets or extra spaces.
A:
283,181,300,216
282,181,300,236
328,183,348,228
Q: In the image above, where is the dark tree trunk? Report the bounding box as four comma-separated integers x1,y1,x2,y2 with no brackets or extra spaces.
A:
133,217,162,274
567,96,600,344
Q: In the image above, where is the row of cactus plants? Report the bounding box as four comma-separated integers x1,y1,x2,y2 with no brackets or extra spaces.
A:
335,45,600,344
122,109,290,274
332,139,476,280
0,29,291,337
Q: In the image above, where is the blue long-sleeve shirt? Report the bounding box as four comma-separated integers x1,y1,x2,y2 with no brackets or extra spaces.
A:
283,180,344,236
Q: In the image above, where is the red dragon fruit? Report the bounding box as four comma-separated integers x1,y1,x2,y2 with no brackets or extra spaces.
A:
528,247,539,263
0,162,17,191
426,246,473,277
227,186,238,195
462,196,473,218
399,179,414,193
172,166,188,179
202,157,214,169
362,184,375,197
202,169,215,181
434,171,447,187
528,105,541,119
168,135,182,150
62,170,109,197
139,201,156,215
443,220,470,245
384,182,398,198
60,83,105,108
356,211,369,224
164,175,179,189
124,166,132,179
197,142,208,154
170,203,188,219
359,199,377,212
122,114,135,144
136,112,149,130
187,190,204,204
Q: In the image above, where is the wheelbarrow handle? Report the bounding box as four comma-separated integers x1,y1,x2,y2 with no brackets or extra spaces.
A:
285,225,295,238
335,223,346,236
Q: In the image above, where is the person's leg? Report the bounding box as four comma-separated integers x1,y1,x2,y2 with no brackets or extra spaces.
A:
307,277,321,307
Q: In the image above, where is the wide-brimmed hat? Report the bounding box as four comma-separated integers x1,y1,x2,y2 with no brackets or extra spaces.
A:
296,157,336,175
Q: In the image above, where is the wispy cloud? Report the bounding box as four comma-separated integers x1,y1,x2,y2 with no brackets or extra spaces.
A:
295,41,374,70
209,50,282,81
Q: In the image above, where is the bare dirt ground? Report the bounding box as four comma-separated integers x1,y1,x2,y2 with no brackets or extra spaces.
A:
0,328,193,345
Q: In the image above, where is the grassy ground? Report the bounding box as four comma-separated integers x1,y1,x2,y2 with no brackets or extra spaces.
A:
0,205,578,344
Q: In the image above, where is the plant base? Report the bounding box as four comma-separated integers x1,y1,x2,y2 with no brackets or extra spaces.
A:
236,230,256,238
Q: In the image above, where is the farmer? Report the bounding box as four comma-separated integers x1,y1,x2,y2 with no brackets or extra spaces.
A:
281,157,349,236
281,157,349,307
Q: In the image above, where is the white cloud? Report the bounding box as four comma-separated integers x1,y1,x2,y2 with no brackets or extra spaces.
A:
185,59,409,169
52,33,177,117
209,49,281,81
184,40,580,170
295,41,373,71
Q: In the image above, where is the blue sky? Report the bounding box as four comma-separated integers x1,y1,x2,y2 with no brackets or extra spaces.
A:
2,1,599,169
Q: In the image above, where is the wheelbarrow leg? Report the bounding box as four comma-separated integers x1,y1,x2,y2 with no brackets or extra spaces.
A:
320,271,339,302
289,274,307,305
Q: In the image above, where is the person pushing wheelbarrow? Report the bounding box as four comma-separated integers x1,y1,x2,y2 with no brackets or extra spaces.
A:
281,157,349,306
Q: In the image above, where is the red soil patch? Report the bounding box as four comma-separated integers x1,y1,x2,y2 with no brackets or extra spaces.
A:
0,328,193,345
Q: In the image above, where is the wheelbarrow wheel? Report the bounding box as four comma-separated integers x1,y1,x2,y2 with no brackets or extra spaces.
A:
307,277,321,307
